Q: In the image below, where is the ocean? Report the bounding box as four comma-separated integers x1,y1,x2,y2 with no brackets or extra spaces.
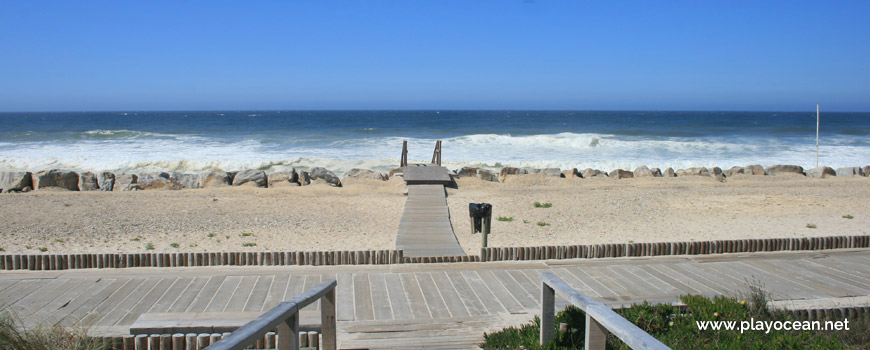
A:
0,110,868,175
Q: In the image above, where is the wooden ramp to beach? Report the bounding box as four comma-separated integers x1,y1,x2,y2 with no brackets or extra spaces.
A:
396,184,465,258
1,249,870,349
395,141,465,257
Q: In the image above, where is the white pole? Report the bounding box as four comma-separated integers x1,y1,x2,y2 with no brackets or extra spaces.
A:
816,104,820,168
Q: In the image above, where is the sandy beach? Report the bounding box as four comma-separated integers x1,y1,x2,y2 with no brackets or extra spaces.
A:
0,174,867,255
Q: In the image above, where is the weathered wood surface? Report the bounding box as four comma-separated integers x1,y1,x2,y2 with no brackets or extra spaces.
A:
396,184,465,257
401,164,452,185
1,249,869,349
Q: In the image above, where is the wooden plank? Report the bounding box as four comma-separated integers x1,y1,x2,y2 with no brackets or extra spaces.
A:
399,272,431,319
634,265,705,296
414,272,452,318
223,275,258,312
472,270,524,314
581,266,637,300
6,278,69,317
507,270,541,303
747,259,864,297
204,276,243,312
336,272,355,321
94,277,163,327
262,273,291,311
148,277,194,313
78,278,147,327
608,265,674,297
383,273,412,319
185,275,227,312
244,275,274,312
39,278,116,326
353,273,375,321
444,271,487,316
302,274,322,311
56,278,129,327
368,273,394,320
116,277,177,326
660,264,735,296
168,276,210,313
790,259,870,293
0,280,44,308
546,268,602,298
430,271,469,318
19,279,94,326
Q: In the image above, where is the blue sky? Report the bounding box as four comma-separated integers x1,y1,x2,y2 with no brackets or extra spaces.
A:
1,1,868,112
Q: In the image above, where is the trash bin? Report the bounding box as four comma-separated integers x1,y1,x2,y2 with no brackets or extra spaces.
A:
469,203,492,248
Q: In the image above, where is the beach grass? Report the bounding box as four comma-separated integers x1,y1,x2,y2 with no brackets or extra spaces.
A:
842,215,854,219
497,216,514,222
533,201,552,208
0,312,111,350
807,224,817,229
536,221,550,226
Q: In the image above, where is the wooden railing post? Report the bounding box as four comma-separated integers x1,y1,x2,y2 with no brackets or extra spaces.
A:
540,281,555,346
321,288,337,350
277,313,299,350
585,314,607,350
401,140,408,167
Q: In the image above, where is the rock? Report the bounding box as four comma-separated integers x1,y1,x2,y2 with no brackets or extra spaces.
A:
170,172,201,189
581,168,605,178
78,172,99,191
498,167,528,182
456,167,481,177
836,166,865,177
633,165,653,177
807,167,836,178
344,168,387,181
765,165,804,176
677,167,709,177
863,166,870,177
708,167,725,182
0,171,33,192
663,168,676,177
98,172,115,191
114,174,138,191
268,170,300,187
232,169,268,187
477,169,498,182
744,164,766,175
309,167,342,187
388,167,403,177
524,168,562,177
138,173,182,190
724,166,744,177
21,186,31,193
32,170,79,190
298,171,311,186
608,169,634,179
561,168,581,178
200,169,232,188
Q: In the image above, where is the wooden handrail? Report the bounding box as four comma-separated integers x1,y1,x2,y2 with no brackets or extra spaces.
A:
401,140,409,167
539,272,670,350
431,140,442,166
206,279,337,350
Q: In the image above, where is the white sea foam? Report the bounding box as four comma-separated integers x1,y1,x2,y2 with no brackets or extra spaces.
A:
0,132,867,175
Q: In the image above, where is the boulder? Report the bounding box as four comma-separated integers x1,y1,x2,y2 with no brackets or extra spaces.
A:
524,168,562,177
32,170,79,190
21,186,31,193
836,166,865,177
138,173,182,190
298,171,311,186
677,167,709,177
98,172,115,191
78,172,100,191
477,169,498,182
663,168,676,177
724,166,744,177
745,164,766,175
456,167,481,177
633,166,653,177
561,168,581,178
807,167,836,179
232,169,268,187
499,167,528,177
709,167,725,182
170,172,201,189
581,168,605,178
309,167,342,187
200,169,232,188
765,165,804,176
608,169,634,179
0,171,33,192
268,170,300,187
344,168,387,181
114,174,138,191
863,166,870,177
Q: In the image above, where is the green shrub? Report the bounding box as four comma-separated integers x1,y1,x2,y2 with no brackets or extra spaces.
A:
537,221,550,227
0,312,110,350
807,224,817,229
842,215,854,219
534,202,553,208
242,242,257,247
145,243,155,250
498,216,514,222
170,243,180,248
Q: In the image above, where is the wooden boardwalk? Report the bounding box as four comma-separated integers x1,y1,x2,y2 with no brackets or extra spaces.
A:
396,184,465,257
401,164,453,185
1,249,869,349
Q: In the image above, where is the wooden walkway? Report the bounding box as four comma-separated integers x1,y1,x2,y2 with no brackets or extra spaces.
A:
395,184,465,257
401,164,452,185
1,249,869,349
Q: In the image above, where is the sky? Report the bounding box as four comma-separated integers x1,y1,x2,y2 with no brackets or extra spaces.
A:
1,1,868,112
